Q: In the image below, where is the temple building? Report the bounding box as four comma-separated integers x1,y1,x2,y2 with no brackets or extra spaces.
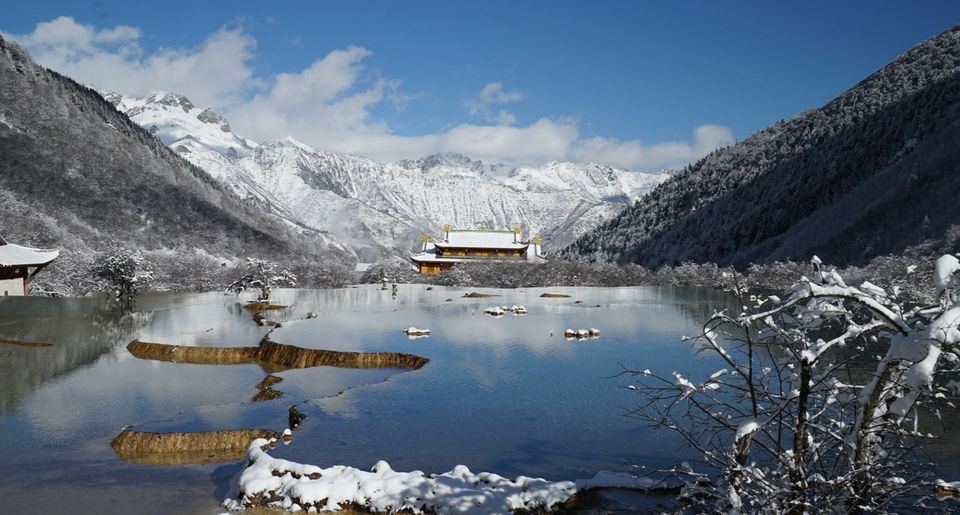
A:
410,225,545,274
0,235,59,296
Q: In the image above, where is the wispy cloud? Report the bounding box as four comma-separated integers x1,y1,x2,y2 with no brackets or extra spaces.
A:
464,82,524,125
9,17,734,170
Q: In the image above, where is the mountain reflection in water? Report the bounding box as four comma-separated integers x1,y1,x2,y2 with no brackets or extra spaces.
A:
0,285,768,514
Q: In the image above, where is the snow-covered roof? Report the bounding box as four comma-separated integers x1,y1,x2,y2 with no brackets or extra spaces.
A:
410,252,464,264
0,242,60,267
438,230,527,250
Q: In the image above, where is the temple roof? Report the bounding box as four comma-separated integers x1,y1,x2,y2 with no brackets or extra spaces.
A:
438,230,527,250
0,242,60,267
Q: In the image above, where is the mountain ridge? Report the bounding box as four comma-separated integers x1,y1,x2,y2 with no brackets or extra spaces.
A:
105,90,670,260
564,24,960,268
0,35,341,292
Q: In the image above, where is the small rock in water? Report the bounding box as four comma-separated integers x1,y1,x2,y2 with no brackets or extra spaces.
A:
289,405,306,430
510,305,528,315
253,312,279,327
404,327,431,337
252,388,282,402
564,328,601,340
256,375,284,390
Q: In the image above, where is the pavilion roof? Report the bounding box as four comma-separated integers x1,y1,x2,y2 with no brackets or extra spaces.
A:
0,241,60,267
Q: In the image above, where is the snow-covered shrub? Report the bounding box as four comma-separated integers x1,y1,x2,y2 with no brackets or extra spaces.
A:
227,258,297,301
28,249,98,297
625,256,960,513
359,257,417,284
744,260,808,291
431,263,474,287
285,257,354,289
91,247,153,303
655,261,726,288
142,248,234,293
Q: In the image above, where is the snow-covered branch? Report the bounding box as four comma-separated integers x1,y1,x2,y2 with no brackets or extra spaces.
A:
623,255,960,513
227,258,297,301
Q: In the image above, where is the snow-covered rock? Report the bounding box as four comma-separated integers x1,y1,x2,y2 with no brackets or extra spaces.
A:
563,328,600,339
224,438,661,513
403,327,431,337
484,306,506,316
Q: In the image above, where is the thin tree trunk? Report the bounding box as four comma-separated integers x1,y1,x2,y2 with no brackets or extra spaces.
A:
847,360,899,514
788,359,812,515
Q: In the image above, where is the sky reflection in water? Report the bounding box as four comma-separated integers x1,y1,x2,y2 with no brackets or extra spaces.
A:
0,285,736,514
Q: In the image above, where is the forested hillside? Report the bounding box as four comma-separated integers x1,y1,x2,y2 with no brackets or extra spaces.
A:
0,36,336,293
565,25,960,268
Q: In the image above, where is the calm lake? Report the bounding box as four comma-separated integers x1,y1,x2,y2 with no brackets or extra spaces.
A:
0,285,957,514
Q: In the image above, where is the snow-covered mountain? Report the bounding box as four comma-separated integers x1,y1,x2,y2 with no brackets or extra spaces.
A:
103,91,669,260
565,24,960,268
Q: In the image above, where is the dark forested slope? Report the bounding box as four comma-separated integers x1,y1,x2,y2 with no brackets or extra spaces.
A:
0,36,309,262
565,25,960,268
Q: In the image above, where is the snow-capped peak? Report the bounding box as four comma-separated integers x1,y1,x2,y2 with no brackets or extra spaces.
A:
274,136,315,151
144,91,195,111
104,90,256,158
107,89,671,261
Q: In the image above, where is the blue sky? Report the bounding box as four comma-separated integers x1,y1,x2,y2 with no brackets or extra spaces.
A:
4,1,959,169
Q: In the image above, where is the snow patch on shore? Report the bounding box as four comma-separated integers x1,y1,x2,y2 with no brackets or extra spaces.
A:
224,438,658,513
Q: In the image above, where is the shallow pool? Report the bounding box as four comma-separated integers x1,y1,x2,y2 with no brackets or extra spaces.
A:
5,284,948,513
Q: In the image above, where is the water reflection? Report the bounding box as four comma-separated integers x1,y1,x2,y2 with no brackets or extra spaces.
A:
0,296,152,413
0,285,739,514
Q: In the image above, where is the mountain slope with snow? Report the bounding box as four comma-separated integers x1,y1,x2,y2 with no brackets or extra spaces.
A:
0,36,324,274
106,92,669,260
564,24,960,268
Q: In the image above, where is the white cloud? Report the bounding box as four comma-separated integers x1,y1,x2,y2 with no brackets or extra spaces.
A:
464,82,523,125
9,17,734,171
494,110,516,125
12,16,256,108
226,46,394,145
328,118,579,165
569,124,735,170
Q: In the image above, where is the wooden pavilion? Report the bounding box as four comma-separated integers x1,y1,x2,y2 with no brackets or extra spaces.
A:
0,235,59,296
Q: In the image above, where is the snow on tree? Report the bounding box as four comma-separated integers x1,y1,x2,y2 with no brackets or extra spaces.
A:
227,258,297,301
91,247,153,303
623,255,960,513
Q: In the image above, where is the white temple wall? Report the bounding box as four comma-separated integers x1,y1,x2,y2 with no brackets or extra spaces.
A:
0,278,25,296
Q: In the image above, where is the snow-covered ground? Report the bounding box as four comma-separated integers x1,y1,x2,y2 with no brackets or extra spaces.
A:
224,438,661,513
104,91,670,261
